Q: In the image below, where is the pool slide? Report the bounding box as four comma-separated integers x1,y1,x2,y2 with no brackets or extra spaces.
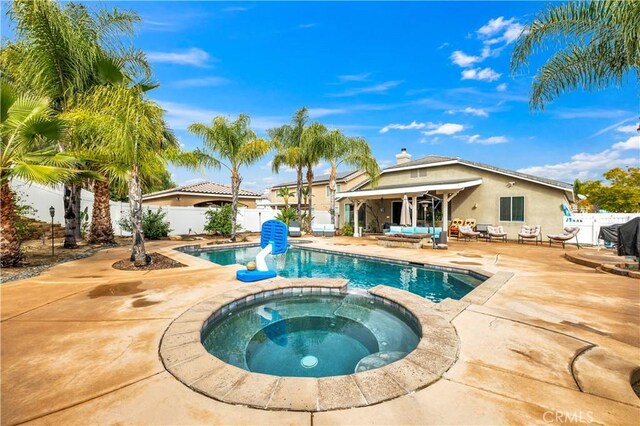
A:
236,220,289,282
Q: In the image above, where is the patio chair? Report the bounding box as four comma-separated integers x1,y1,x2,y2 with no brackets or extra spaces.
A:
486,225,507,242
457,225,480,241
547,227,580,249
463,218,477,228
312,224,324,237
289,220,302,237
518,225,542,245
323,224,336,237
449,217,464,237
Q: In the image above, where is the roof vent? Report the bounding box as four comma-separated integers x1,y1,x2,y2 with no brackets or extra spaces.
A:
396,148,412,165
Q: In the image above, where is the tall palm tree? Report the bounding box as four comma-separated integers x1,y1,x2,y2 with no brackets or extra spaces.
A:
322,130,380,225
276,186,294,208
0,80,82,266
511,0,640,110
300,122,327,228
7,0,149,248
269,107,309,215
66,85,201,265
188,114,270,242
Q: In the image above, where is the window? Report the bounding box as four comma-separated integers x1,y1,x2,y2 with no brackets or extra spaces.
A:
410,169,427,178
499,196,525,222
325,184,341,196
410,170,418,178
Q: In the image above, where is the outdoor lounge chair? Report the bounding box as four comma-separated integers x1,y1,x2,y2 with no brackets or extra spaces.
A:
486,225,507,242
457,225,480,241
312,224,324,237
518,225,542,245
547,226,580,249
449,218,464,237
323,224,336,237
289,220,302,237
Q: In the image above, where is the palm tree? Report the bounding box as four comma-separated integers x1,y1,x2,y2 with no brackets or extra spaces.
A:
7,0,149,248
276,186,294,208
511,0,640,110
188,114,270,242
269,107,308,215
322,130,380,225
0,80,82,266
300,122,327,228
66,85,201,265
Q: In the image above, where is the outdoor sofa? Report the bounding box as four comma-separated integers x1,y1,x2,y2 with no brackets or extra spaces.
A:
383,226,442,239
312,224,336,237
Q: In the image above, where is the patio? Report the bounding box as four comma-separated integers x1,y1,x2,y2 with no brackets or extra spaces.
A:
1,237,638,425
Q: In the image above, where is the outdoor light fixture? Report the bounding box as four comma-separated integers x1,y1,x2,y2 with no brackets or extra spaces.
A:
49,206,55,257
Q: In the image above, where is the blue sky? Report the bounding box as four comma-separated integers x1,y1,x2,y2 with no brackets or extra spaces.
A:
3,1,639,193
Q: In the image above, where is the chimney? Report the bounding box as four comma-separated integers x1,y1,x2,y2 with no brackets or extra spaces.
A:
395,147,412,165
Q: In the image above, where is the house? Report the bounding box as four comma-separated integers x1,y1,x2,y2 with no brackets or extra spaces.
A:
142,180,262,208
267,170,369,213
337,148,574,239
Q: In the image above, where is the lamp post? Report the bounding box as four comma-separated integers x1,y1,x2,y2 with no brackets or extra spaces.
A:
49,206,55,257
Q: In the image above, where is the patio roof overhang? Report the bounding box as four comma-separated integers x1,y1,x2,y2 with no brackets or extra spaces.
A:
336,178,482,200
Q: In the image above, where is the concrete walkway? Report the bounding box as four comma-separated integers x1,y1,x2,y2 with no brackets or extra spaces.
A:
1,237,638,425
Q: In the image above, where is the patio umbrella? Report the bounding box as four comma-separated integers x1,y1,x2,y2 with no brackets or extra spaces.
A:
400,194,412,226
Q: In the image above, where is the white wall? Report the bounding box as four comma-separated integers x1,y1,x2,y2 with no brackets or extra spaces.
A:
12,179,325,236
564,213,640,245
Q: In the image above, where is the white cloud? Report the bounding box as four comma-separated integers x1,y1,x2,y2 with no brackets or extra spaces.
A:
298,23,317,29
477,17,524,45
496,83,508,92
173,76,229,88
147,48,212,67
616,124,639,134
338,73,371,82
461,67,501,82
465,134,508,145
518,136,640,181
422,123,464,136
450,51,482,67
554,108,633,119
612,135,640,150
307,108,347,118
330,80,402,97
380,121,427,133
446,107,489,118
222,6,248,12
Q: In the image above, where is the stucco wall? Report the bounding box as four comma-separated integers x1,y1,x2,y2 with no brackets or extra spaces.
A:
143,194,257,208
355,163,570,236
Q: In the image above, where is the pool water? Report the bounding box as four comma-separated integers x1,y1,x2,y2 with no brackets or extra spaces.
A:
202,293,420,377
193,245,481,302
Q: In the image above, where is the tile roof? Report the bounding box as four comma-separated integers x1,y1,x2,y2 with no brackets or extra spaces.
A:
271,170,361,188
384,155,573,190
143,180,262,198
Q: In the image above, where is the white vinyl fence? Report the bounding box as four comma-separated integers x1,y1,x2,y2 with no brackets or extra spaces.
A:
564,213,640,245
11,179,330,236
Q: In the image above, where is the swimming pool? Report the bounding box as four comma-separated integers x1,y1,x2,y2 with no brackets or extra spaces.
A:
185,245,483,302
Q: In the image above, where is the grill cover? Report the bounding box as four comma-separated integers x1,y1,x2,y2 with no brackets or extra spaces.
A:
617,217,640,258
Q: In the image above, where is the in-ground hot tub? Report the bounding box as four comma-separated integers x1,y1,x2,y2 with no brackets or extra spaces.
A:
160,279,461,411
201,290,421,378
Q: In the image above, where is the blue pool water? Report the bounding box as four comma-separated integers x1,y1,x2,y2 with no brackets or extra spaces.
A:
202,293,420,377
192,245,481,302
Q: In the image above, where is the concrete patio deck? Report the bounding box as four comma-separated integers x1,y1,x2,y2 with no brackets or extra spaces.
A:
1,237,638,425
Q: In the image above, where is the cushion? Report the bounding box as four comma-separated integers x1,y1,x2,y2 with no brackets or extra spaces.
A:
414,227,429,234
390,226,402,234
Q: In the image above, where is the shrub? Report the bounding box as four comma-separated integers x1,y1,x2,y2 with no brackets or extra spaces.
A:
204,204,237,237
13,190,40,241
342,223,354,237
80,206,90,238
275,207,298,226
117,207,172,240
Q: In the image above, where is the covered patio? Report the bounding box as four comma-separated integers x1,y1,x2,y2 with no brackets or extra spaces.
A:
338,178,482,239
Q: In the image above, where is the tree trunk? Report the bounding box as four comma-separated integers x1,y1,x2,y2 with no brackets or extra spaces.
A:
63,184,81,248
0,182,22,267
296,166,303,215
129,165,149,266
230,172,241,242
306,165,314,230
329,159,337,226
88,179,115,244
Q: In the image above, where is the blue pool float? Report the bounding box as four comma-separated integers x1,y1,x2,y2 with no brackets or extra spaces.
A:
236,220,288,282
